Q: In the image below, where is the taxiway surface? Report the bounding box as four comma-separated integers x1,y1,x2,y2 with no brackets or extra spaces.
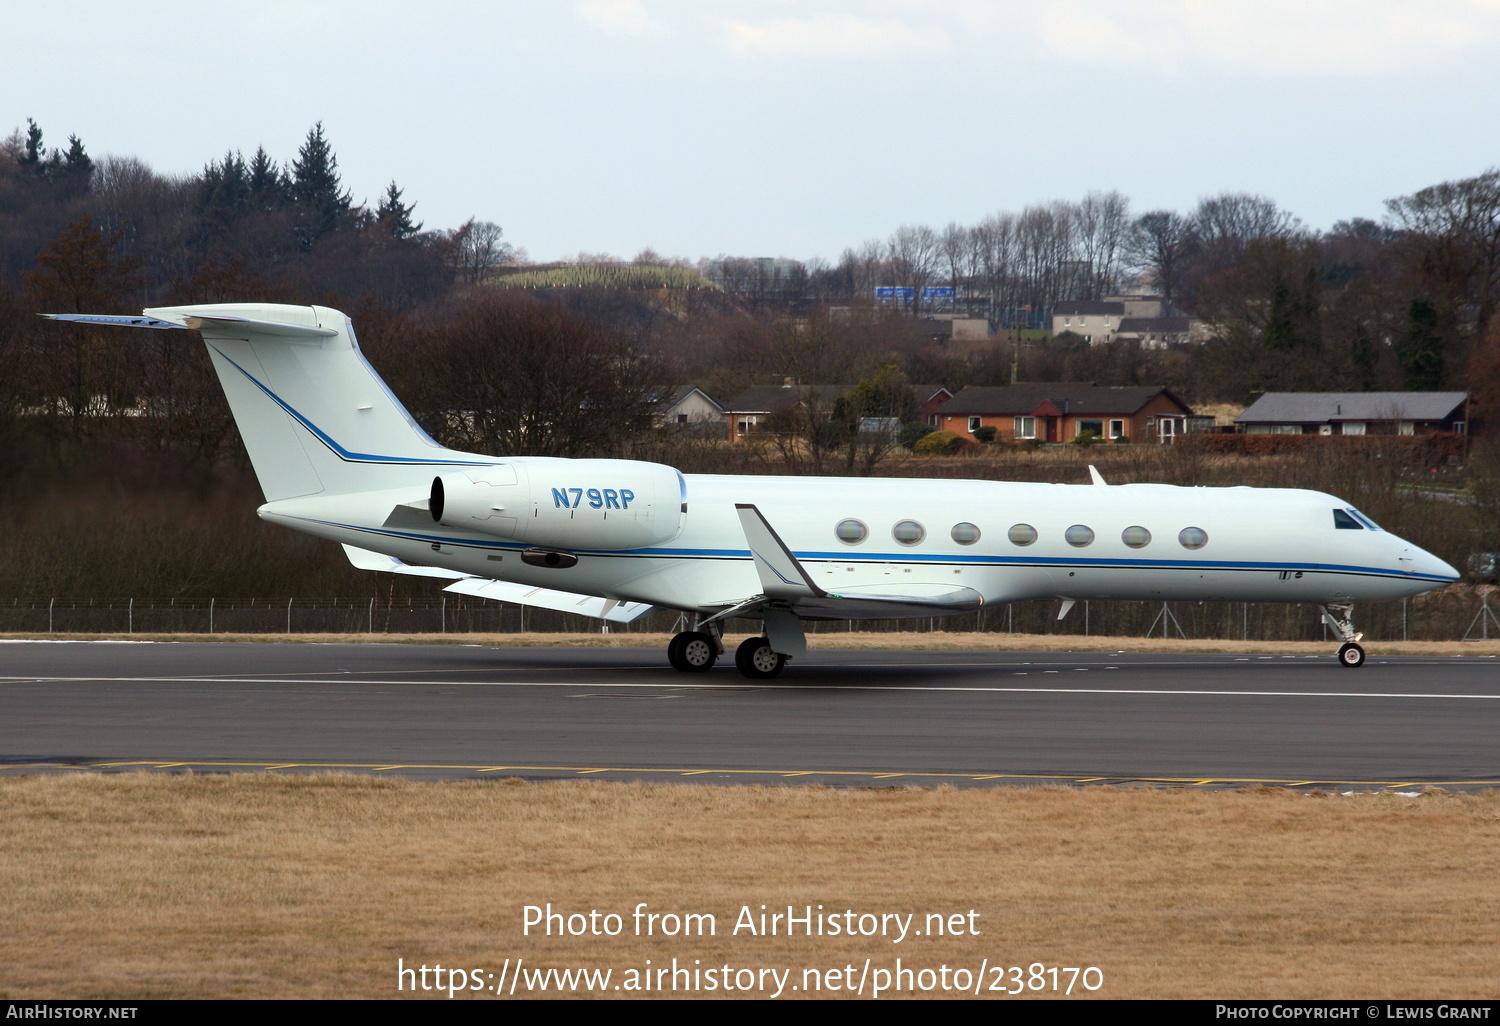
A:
2,641,1497,789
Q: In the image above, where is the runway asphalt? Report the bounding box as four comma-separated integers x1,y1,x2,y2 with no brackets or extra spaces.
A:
1,640,1497,789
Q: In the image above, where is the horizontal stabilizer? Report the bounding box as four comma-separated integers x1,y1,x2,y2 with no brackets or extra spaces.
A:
165,312,339,341
443,578,658,624
43,311,339,341
340,544,469,580
41,314,190,330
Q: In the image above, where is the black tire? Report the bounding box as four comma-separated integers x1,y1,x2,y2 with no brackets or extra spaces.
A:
667,631,717,672
735,636,787,679
1337,642,1365,668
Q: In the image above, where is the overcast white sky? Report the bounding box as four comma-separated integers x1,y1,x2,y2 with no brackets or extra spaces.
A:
8,0,1500,262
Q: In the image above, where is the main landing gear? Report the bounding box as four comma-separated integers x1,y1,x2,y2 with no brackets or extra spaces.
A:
666,629,719,672
1322,603,1366,668
667,625,789,679
734,636,787,679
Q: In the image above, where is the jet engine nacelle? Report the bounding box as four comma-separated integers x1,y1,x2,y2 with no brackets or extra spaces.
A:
431,459,686,551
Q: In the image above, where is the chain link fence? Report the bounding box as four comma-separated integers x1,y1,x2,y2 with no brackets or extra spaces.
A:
1,587,1495,641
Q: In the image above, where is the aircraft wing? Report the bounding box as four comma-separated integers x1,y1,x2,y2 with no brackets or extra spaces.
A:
735,503,825,599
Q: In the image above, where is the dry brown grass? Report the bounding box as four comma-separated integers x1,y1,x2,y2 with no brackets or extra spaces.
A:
1,775,1497,999
6,630,1500,658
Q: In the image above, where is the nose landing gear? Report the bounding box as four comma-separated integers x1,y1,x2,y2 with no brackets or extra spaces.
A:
1322,603,1366,668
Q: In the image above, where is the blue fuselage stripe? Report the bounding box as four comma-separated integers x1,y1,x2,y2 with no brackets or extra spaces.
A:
212,345,494,467
294,518,1453,584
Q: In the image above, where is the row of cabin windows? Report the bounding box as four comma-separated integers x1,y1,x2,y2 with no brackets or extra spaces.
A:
835,520,1209,550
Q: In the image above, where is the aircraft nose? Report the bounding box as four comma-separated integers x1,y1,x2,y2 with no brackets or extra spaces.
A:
1404,544,1460,583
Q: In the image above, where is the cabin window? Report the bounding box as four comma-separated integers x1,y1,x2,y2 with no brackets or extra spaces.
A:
1065,525,1094,547
1121,526,1151,548
1178,527,1208,549
1008,523,1038,546
1333,509,1363,530
835,519,868,543
893,520,925,544
951,522,980,545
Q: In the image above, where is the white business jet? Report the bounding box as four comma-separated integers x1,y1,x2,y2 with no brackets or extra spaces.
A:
45,304,1460,676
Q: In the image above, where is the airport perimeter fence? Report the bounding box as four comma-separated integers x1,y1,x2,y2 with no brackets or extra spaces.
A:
2,587,1497,642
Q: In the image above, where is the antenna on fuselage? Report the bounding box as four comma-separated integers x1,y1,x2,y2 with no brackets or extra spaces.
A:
1088,465,1107,486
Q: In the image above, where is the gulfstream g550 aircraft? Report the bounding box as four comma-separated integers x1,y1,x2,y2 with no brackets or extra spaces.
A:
46,304,1460,677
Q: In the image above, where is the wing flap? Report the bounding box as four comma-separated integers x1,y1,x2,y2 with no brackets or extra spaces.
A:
340,544,470,580
442,578,659,624
792,584,984,619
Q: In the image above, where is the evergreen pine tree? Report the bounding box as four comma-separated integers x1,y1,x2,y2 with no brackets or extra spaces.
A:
375,181,422,239
19,118,43,175
196,151,250,237
1396,298,1445,390
289,122,350,248
246,146,284,210
57,135,93,196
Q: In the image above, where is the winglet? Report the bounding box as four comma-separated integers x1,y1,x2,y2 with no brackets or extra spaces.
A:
735,504,825,599
1088,465,1107,486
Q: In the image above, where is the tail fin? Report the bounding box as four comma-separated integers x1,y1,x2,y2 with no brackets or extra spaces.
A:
137,304,491,500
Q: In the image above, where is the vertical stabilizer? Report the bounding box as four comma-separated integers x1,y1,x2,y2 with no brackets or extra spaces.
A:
141,304,493,501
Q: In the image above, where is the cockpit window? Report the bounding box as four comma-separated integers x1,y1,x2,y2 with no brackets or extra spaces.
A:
1348,508,1382,531
1333,509,1363,530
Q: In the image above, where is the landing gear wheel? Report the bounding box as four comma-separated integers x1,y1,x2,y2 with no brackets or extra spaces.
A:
735,636,787,679
668,631,717,672
1337,642,1366,668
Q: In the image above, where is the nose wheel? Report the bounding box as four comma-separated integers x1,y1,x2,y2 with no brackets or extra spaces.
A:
1322,604,1366,668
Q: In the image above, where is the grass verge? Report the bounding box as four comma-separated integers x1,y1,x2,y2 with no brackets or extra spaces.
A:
1,775,1497,999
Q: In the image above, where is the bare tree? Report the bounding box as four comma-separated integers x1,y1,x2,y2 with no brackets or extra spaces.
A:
1074,190,1131,299
939,221,980,316
416,294,660,458
450,218,516,284
887,224,939,317
973,212,1017,326
1126,209,1196,304
1014,201,1077,318
1386,169,1500,337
